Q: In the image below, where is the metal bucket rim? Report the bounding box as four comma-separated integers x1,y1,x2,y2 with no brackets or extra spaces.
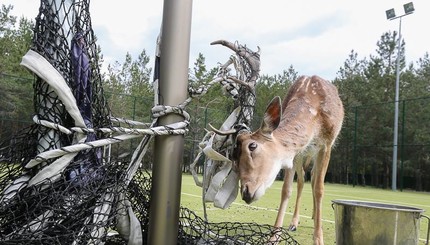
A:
332,199,425,213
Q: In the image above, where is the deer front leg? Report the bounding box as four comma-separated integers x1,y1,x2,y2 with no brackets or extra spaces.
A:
289,156,311,231
312,147,332,245
269,168,295,244
274,168,295,228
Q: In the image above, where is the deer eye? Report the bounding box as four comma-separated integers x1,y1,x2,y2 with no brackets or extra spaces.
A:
248,142,257,151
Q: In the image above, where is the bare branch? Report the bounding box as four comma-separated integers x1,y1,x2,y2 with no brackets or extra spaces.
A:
211,40,260,90
208,123,236,136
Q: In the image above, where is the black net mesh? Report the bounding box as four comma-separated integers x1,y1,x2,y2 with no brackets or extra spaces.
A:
233,43,258,127
0,0,298,244
178,209,298,245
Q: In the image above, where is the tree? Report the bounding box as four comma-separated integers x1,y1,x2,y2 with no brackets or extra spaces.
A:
400,53,430,190
367,31,405,102
185,53,219,167
331,50,369,184
253,66,297,128
407,52,430,96
189,53,212,86
0,4,34,139
334,50,368,107
103,50,153,121
0,5,33,74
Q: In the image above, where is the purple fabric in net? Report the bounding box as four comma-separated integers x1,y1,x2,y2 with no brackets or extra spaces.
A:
68,32,102,185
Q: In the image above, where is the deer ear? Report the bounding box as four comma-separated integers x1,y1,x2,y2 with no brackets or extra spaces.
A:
260,96,281,135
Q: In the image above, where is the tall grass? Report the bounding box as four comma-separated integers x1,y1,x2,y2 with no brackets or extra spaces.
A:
181,173,430,244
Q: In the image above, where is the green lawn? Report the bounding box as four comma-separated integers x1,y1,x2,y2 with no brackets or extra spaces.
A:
180,173,430,244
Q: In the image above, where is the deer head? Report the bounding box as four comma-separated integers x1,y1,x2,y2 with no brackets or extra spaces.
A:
233,96,296,204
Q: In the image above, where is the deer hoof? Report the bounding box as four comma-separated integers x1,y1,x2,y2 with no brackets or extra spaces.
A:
288,225,297,231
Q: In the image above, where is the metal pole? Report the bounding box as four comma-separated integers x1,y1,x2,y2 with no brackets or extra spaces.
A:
400,99,406,191
148,0,193,244
353,106,358,187
392,17,402,191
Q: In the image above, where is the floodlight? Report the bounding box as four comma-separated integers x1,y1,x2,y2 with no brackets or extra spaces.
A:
386,8,396,19
403,2,415,14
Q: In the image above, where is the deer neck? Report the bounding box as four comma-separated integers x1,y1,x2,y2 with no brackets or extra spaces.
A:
273,98,319,154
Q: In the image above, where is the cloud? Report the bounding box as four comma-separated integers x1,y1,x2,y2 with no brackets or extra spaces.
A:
4,0,430,80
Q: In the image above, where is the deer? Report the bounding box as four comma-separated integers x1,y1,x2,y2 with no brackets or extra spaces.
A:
231,75,344,244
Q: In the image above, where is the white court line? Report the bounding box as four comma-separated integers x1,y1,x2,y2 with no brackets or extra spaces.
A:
181,192,334,224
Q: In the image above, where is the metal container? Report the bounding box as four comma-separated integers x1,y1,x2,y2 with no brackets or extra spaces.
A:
332,199,429,245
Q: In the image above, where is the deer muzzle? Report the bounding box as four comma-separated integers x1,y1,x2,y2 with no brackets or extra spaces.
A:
241,184,253,204
241,182,260,204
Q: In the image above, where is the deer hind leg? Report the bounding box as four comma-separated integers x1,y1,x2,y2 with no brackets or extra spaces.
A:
311,146,332,245
274,167,295,228
289,155,312,231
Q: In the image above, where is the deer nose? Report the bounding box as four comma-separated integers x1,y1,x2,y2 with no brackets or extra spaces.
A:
241,184,253,204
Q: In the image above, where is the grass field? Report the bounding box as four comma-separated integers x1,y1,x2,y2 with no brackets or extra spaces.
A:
180,173,430,244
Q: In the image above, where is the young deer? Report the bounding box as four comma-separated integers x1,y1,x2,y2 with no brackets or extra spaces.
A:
233,75,344,244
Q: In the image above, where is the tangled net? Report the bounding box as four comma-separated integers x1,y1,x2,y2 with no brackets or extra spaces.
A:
0,0,298,244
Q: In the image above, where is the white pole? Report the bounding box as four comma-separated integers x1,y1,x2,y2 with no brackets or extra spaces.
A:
392,17,402,191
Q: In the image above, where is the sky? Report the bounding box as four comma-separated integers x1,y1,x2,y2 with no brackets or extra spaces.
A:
4,0,430,80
